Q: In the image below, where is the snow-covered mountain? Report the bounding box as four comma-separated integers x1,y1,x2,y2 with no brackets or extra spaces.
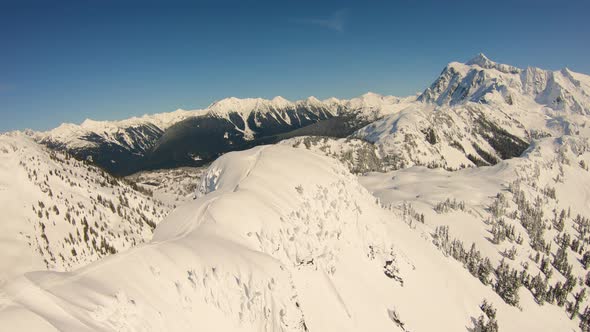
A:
0,132,174,283
32,54,590,176
355,54,590,170
36,93,403,175
3,54,590,331
36,109,204,176
0,145,576,331
420,53,590,114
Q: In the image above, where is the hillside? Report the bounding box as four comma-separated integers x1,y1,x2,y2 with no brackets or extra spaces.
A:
360,135,590,328
0,146,576,331
0,133,173,283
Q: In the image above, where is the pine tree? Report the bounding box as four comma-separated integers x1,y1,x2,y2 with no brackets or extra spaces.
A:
553,244,569,274
554,281,567,307
570,288,587,320
582,251,590,270
474,299,499,332
540,257,552,278
580,306,590,332
530,273,547,305
477,257,493,285
494,259,521,306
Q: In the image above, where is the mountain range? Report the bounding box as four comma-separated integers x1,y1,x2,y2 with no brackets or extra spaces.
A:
2,54,590,331
34,54,590,176
36,94,407,175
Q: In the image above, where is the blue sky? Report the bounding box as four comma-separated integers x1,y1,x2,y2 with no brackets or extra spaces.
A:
1,0,589,132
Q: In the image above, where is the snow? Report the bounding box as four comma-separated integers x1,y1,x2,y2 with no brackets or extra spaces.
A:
127,167,205,207
354,54,590,172
37,93,410,154
0,145,580,331
2,54,590,331
38,108,207,150
466,53,521,74
0,133,172,282
359,135,590,331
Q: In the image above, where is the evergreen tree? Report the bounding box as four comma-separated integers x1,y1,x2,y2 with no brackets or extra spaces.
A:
582,251,590,270
474,299,499,332
580,306,590,332
534,251,540,263
553,244,569,275
540,257,552,278
554,281,568,307
570,288,587,320
530,273,547,305
494,259,521,306
477,257,493,285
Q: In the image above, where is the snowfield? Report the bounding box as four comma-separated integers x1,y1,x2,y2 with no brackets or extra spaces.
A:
0,146,578,331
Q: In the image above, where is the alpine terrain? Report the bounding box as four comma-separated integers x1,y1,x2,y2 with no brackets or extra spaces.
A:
1,54,590,331
36,94,407,175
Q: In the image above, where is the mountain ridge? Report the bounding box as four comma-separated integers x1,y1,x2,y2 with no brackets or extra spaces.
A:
35,93,408,175
30,54,590,177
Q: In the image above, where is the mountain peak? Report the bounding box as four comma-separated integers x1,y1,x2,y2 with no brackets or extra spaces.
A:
271,96,292,108
361,92,383,99
80,118,102,128
466,53,493,67
304,96,322,104
208,97,255,114
464,53,521,74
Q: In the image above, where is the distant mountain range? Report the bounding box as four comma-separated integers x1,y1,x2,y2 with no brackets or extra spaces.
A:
35,94,407,175
33,53,590,176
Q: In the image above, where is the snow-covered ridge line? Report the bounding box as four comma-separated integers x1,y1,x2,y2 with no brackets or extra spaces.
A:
38,92,404,139
33,92,412,175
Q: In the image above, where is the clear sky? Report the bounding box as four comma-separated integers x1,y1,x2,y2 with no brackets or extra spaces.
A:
1,0,589,132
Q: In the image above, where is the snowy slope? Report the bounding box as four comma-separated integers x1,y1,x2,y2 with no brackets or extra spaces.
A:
355,54,590,171
360,135,590,328
0,132,173,283
279,136,385,174
0,146,576,331
126,167,205,207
